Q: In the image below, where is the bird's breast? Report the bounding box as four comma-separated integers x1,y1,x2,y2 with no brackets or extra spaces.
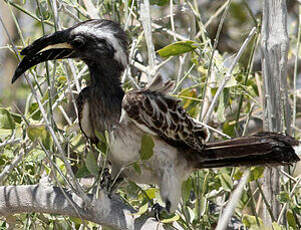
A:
109,116,192,184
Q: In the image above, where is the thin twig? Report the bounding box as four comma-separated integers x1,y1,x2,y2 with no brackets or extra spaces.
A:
277,177,301,223
242,104,255,136
1,12,89,204
255,180,276,222
61,4,81,23
0,137,21,148
204,27,257,123
152,22,189,41
216,169,250,230
169,0,176,42
140,0,156,82
50,0,61,30
173,63,195,93
280,169,298,183
204,1,230,29
200,0,232,120
197,120,231,139
0,143,35,182
82,0,100,19
5,1,54,27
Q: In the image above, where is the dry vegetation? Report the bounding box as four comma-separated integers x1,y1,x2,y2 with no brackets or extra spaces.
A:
0,0,300,229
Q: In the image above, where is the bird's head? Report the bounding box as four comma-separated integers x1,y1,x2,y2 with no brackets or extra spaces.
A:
12,19,128,83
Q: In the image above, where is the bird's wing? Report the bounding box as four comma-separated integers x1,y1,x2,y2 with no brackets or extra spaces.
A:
122,75,207,152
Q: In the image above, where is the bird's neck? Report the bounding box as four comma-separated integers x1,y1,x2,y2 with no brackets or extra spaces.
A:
88,61,124,96
87,62,124,130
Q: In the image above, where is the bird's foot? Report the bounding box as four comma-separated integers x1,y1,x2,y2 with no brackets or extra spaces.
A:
152,200,171,221
100,168,111,192
152,203,164,221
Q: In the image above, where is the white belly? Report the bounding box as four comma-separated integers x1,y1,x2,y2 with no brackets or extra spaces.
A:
109,116,192,185
109,114,193,212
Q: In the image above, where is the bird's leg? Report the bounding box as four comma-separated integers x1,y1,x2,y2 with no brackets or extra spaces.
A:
100,168,124,198
108,176,124,195
100,168,111,192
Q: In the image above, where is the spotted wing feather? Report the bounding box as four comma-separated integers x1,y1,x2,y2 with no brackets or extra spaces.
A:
122,79,207,152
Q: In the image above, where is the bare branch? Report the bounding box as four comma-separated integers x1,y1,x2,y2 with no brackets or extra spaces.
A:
216,170,250,230
140,0,156,81
261,0,290,225
0,185,165,230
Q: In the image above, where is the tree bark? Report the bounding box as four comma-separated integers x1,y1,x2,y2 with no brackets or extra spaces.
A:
261,0,290,225
0,184,166,230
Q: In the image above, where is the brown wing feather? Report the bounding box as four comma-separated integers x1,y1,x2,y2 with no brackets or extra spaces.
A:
122,81,207,152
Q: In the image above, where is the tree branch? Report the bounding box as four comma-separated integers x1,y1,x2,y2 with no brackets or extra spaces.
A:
0,184,165,230
261,0,290,225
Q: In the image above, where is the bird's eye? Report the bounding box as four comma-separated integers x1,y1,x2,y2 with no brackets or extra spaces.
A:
71,36,85,48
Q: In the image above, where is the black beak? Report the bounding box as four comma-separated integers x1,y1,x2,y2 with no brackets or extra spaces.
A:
12,29,75,83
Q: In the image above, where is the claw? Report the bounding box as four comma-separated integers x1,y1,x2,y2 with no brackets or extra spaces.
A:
152,200,171,221
152,203,164,221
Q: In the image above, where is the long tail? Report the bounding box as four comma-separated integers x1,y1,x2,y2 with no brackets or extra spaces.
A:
197,132,300,169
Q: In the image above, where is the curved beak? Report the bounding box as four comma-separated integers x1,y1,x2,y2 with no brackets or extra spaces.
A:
12,29,75,83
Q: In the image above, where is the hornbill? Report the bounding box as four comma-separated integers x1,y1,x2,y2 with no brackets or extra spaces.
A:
12,19,300,213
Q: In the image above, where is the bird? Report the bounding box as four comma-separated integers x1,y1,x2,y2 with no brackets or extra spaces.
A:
12,19,300,213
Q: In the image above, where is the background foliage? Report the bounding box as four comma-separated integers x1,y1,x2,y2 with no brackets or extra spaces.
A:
0,0,301,229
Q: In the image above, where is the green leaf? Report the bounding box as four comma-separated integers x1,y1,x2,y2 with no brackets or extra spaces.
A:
95,130,106,143
95,130,108,154
199,196,207,217
242,214,263,228
249,167,264,181
150,0,169,6
76,164,91,178
182,177,193,202
0,108,15,129
157,41,200,58
69,217,84,225
233,168,243,180
161,214,180,223
0,129,12,136
56,75,67,84
218,173,233,192
85,151,99,176
56,158,66,182
26,149,46,162
145,188,158,200
134,202,149,216
286,210,296,229
278,191,291,203
29,102,41,120
97,141,107,154
10,112,22,124
222,121,235,137
272,222,283,230
126,181,140,197
133,162,141,175
139,134,154,160
27,125,52,150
